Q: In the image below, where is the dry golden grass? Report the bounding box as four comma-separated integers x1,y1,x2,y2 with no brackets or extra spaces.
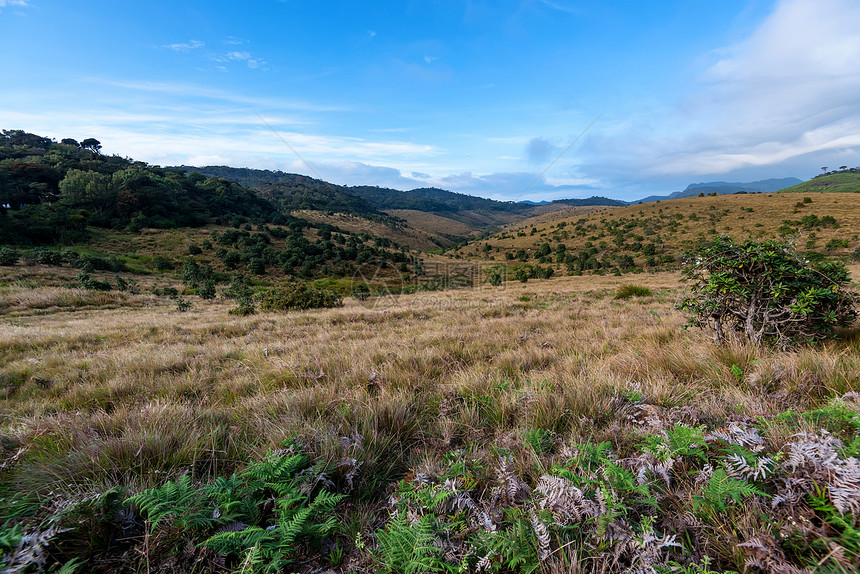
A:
2,270,857,502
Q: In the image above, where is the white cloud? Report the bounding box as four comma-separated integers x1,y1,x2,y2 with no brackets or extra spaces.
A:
652,0,860,176
0,0,28,7
164,40,205,51
219,50,268,70
570,0,860,196
225,51,251,61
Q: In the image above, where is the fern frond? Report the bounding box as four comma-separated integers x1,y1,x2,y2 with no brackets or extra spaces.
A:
125,474,201,532
693,469,767,514
375,513,448,574
202,525,273,556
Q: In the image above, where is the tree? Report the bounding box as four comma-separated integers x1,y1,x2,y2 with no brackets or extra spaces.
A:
678,237,857,347
59,169,115,213
80,138,102,153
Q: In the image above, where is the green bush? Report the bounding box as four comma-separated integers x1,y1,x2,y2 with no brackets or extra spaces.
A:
153,256,173,271
679,237,857,347
196,280,216,300
614,284,653,299
0,247,21,266
259,282,343,312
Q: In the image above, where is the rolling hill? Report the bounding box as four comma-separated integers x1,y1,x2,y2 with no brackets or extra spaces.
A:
452,191,860,277
184,164,624,246
776,169,860,194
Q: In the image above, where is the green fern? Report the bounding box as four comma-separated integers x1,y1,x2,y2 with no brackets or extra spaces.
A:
241,451,308,491
642,424,708,467
375,513,451,574
396,480,455,513
808,486,860,553
693,469,766,514
484,507,541,574
204,526,274,557
202,485,344,573
126,474,204,532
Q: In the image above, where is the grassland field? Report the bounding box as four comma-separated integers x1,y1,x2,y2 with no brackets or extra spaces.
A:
1,258,859,572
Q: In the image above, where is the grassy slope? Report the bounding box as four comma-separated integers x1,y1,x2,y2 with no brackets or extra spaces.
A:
777,172,860,194
453,192,860,264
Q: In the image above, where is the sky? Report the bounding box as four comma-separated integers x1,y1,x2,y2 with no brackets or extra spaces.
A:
2,0,860,202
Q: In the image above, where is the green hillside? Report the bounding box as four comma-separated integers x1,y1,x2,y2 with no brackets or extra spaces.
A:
0,130,418,285
777,169,860,193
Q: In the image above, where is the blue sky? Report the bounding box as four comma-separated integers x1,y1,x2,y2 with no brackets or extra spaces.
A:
2,0,860,201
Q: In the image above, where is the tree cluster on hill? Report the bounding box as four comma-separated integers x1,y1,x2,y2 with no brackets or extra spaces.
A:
184,166,387,219
0,130,291,244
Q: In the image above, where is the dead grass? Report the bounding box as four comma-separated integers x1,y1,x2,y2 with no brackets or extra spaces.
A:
1,271,856,498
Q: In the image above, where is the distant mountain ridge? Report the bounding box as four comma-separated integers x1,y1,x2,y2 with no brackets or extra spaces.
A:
181,166,624,233
633,178,803,204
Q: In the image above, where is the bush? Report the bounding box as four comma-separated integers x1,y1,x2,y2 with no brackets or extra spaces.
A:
351,282,371,301
679,237,857,347
0,247,20,266
259,282,343,312
614,284,652,299
153,256,173,271
196,280,216,300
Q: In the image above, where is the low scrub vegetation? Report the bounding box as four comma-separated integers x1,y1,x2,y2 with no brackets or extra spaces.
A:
258,281,343,312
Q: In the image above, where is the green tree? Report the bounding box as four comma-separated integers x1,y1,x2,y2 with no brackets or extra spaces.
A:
679,237,857,347
59,169,115,214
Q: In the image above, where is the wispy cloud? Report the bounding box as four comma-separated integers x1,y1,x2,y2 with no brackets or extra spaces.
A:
217,50,268,70
80,77,342,112
535,0,583,16
164,40,205,52
0,0,29,7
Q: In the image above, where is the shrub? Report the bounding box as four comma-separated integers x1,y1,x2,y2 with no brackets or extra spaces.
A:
614,284,652,299
0,247,20,266
351,283,371,301
679,237,857,347
153,256,173,271
196,280,216,300
76,271,112,291
259,282,343,312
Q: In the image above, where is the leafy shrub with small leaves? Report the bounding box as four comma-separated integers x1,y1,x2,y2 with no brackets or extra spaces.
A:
259,281,343,312
153,256,173,271
679,237,857,347
196,280,216,300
